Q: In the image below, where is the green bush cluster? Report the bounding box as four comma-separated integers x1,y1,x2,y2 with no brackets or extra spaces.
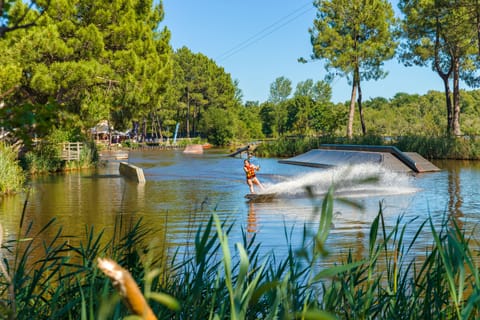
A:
22,142,64,174
0,143,25,194
22,139,98,174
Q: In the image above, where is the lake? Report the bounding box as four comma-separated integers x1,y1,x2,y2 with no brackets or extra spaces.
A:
0,148,478,267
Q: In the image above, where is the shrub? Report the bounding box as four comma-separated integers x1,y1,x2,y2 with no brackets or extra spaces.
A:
22,141,63,174
0,143,25,194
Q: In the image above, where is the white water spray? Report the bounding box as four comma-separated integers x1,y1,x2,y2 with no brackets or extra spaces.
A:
262,163,419,198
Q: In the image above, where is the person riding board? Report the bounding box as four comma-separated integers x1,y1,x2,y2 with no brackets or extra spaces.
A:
243,159,265,194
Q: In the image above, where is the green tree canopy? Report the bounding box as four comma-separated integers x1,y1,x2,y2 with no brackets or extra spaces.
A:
399,0,478,136
294,79,332,104
171,47,238,139
309,0,397,138
0,0,172,143
268,76,292,104
0,0,50,37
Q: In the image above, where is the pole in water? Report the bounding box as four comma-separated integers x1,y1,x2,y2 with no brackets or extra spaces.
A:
173,122,180,144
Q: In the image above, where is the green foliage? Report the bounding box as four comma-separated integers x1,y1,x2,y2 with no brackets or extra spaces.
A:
255,137,321,157
22,129,98,173
22,142,63,173
0,143,25,194
259,102,276,137
0,212,160,319
236,104,264,141
268,76,292,103
48,127,82,144
4,0,480,153
256,134,480,160
0,0,49,37
171,47,239,139
310,101,347,136
294,79,332,104
398,0,478,135
395,135,480,160
200,107,235,146
309,0,397,137
1,0,172,141
310,0,397,81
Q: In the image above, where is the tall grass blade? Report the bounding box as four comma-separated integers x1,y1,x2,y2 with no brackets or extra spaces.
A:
429,216,461,318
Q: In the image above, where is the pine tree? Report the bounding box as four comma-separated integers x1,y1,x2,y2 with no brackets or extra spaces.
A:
309,0,396,138
0,0,172,141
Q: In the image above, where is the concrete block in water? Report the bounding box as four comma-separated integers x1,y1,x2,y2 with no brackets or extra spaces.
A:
119,162,146,183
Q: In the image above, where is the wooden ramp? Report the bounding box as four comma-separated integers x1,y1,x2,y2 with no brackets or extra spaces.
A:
404,152,441,173
279,144,440,173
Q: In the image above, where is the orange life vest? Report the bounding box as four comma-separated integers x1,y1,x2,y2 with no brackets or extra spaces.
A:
245,164,256,179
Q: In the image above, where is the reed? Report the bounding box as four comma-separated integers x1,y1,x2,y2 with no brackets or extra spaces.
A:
255,135,480,160
1,187,480,319
22,142,63,174
396,135,480,160
0,142,25,195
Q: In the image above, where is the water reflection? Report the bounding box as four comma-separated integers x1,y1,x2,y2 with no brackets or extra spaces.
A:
447,160,464,233
247,202,258,234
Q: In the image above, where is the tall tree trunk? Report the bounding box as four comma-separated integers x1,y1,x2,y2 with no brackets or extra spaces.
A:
434,18,454,135
193,104,198,137
357,75,366,135
155,113,163,140
452,59,461,136
439,74,453,134
347,82,356,139
186,89,190,138
142,117,147,142
476,0,480,55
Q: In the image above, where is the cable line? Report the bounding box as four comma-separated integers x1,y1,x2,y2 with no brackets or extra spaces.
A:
215,1,314,62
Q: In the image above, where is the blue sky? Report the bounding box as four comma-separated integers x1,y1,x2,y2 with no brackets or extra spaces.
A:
162,0,445,103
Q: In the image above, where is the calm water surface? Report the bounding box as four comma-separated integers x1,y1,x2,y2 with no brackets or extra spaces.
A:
1,149,479,267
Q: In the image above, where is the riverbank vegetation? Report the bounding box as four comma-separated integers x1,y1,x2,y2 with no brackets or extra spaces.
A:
255,134,480,160
22,128,99,174
0,188,479,319
0,143,25,194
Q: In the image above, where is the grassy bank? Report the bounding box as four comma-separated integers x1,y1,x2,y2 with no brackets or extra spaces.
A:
0,143,25,195
22,140,98,174
255,135,480,160
1,188,479,319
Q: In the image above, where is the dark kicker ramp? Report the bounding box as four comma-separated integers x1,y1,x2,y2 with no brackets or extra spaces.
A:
278,149,383,168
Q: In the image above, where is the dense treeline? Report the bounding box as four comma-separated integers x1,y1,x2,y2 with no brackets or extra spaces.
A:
1,0,480,148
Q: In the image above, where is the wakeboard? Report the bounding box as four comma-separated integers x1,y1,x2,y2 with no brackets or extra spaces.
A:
244,193,276,201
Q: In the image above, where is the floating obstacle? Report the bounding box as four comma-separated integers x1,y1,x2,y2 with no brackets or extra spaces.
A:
119,162,146,183
183,144,204,154
278,144,440,173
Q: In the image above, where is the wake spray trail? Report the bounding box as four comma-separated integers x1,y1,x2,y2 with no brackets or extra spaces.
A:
262,163,419,198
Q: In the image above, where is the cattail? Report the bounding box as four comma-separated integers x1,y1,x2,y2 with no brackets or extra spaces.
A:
98,257,157,320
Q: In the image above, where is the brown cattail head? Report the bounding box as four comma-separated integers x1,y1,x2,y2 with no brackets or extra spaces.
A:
98,257,157,320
